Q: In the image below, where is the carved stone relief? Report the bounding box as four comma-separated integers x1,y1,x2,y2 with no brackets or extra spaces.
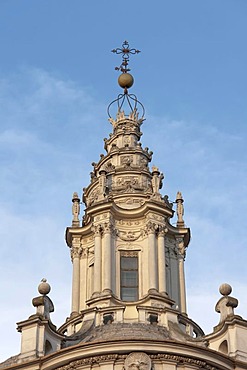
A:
147,213,164,222
124,352,151,370
117,230,142,242
139,155,148,169
54,353,218,370
104,161,115,172
115,197,145,209
176,237,186,258
121,155,133,167
113,176,140,190
87,187,100,206
117,219,141,226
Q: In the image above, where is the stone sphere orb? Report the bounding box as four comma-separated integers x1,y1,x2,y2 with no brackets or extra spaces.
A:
118,73,134,89
38,278,51,295
219,283,232,296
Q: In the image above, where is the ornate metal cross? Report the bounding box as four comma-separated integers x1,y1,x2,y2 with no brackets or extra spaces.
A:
112,40,140,73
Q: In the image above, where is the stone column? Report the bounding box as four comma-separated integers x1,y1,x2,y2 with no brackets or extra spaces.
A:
79,248,88,310
177,237,187,314
93,225,102,296
102,222,112,293
71,239,81,315
147,222,158,293
158,228,167,294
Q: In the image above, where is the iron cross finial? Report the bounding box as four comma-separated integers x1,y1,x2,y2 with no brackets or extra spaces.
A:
111,40,140,73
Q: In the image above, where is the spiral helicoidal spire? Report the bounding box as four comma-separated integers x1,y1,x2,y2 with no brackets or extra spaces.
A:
108,41,145,119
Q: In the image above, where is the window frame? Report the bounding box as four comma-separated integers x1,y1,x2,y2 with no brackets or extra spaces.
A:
120,251,139,302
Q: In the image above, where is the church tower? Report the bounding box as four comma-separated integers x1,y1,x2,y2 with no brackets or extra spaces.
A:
2,41,247,370
65,41,190,326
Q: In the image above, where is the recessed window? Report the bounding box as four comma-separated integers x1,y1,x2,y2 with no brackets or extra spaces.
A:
120,252,138,301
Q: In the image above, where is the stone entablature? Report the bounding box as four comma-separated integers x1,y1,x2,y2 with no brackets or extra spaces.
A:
2,341,235,370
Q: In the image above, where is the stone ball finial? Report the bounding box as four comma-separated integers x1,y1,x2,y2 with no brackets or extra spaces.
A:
38,278,51,295
219,283,232,296
118,73,134,89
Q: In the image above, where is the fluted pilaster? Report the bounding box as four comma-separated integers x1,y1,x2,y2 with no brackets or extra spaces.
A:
79,248,88,310
102,222,113,293
92,225,102,296
177,237,187,314
71,239,81,314
157,227,167,294
146,222,158,293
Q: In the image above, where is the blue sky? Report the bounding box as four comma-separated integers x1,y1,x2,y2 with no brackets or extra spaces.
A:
0,0,247,361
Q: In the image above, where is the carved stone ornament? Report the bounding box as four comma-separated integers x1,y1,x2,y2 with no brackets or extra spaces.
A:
121,155,133,167
54,353,218,370
124,352,151,370
115,197,145,210
87,187,100,206
176,237,186,258
113,176,143,194
145,221,158,234
102,222,114,234
70,246,81,260
92,223,102,236
118,230,142,241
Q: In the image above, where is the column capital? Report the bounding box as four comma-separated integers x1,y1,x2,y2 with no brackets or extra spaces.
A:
157,225,168,237
92,224,103,236
145,221,158,235
102,221,114,235
81,247,88,258
70,246,81,260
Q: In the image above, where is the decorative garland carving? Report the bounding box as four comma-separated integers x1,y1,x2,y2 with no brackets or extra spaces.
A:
54,353,219,370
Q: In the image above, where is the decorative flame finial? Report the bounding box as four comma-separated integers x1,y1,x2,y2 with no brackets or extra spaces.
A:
112,40,140,73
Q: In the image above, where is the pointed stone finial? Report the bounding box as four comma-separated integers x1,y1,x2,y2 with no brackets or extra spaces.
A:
176,191,184,227
72,192,80,227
